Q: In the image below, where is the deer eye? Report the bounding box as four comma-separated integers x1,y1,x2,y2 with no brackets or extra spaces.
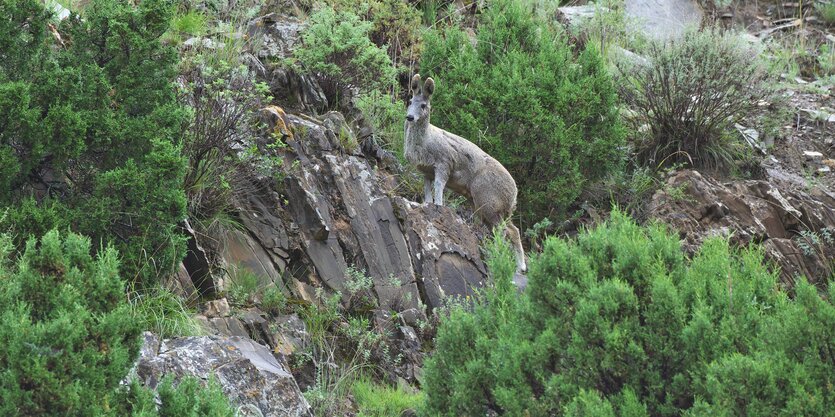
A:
421,104,426,109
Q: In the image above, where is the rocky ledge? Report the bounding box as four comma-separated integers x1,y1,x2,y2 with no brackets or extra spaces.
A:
649,169,835,286
163,103,492,337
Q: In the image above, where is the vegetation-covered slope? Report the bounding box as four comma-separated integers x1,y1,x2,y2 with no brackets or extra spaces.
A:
1,0,834,415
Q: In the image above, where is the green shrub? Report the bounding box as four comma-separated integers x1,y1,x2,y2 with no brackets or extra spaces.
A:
294,6,397,105
171,11,207,37
0,230,139,415
0,0,188,286
618,29,768,171
818,1,835,25
321,0,422,65
0,230,234,415
261,285,288,315
420,0,626,222
115,376,236,417
563,390,617,417
227,266,260,307
424,209,835,416
156,376,235,416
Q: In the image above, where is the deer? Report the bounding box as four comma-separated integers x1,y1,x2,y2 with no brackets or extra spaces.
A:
404,74,526,273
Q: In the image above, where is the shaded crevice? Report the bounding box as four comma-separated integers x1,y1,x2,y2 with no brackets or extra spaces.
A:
182,222,215,297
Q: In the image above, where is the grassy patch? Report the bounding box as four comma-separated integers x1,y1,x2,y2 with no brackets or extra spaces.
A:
352,378,424,417
129,286,204,338
817,1,835,25
171,11,207,37
226,265,261,308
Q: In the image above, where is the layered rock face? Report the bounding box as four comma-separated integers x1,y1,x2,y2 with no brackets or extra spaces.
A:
168,9,491,316
152,8,492,411
648,170,835,286
191,110,489,316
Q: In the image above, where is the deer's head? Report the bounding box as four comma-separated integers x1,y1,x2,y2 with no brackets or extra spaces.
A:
406,74,434,124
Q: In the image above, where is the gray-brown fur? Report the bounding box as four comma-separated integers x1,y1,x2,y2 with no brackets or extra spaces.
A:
404,74,526,272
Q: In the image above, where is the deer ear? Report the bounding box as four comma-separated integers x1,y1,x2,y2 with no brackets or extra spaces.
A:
410,74,421,94
423,78,435,98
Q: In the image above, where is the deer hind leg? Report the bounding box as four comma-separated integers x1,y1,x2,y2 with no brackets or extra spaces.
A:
506,222,527,273
478,203,527,274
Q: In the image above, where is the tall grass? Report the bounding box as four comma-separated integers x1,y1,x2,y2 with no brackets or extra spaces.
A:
170,11,207,37
128,286,204,338
352,377,424,417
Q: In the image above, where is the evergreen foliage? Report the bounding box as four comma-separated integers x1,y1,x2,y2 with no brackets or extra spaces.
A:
308,0,422,65
424,210,835,416
0,230,233,416
419,0,626,222
114,377,236,417
294,6,396,105
0,0,188,286
0,230,137,415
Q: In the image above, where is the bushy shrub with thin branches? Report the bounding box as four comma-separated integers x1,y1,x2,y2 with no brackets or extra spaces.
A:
618,29,768,171
180,62,269,231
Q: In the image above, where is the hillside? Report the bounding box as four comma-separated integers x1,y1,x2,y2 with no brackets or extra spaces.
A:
2,0,835,415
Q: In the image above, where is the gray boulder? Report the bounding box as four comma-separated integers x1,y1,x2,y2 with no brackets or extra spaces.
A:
625,0,703,40
248,12,328,113
135,332,312,417
556,0,704,45
396,200,489,309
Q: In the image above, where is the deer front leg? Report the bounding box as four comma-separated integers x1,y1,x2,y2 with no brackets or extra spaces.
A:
423,177,433,204
433,166,449,206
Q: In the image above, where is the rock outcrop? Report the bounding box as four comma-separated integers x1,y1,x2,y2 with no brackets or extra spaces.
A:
625,0,703,40
163,11,492,397
158,9,493,315
247,12,328,113
134,332,312,417
214,109,489,316
171,104,490,320
648,170,835,286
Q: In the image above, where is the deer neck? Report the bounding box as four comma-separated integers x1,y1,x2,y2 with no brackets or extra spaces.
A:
406,117,430,146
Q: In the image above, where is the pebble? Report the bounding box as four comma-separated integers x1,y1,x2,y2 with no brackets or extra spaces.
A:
803,151,824,160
